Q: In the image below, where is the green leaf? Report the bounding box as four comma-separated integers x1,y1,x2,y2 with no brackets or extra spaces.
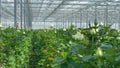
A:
101,43,112,49
53,57,65,64
66,57,75,68
82,55,94,61
61,52,68,58
115,56,120,61
105,48,115,55
60,62,68,68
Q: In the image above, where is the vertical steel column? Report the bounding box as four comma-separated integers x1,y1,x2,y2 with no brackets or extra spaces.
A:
61,17,62,28
24,0,26,28
44,20,45,29
64,17,65,28
75,14,77,28
64,17,66,28
106,4,108,23
86,11,89,28
20,0,23,29
26,0,29,28
58,20,59,28
24,0,32,28
95,3,97,20
119,11,120,29
68,18,69,27
14,0,17,27
59,18,61,28
104,2,108,25
77,15,79,28
0,0,1,23
75,15,77,28
71,3,73,26
78,12,80,28
80,11,82,28
66,18,68,28
74,14,76,28
55,20,57,28
63,17,64,28
70,16,72,26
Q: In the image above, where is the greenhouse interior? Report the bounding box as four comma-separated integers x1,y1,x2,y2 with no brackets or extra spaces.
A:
1,0,120,68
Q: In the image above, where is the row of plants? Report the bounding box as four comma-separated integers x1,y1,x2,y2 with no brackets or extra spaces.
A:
0,27,32,68
0,21,120,68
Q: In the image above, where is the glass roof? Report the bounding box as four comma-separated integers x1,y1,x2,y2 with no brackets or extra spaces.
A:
1,0,120,28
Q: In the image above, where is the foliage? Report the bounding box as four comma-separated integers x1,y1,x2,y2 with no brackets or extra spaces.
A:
0,27,32,68
0,21,120,68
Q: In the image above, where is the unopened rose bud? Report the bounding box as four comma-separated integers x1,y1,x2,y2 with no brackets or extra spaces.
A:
96,47,103,57
63,28,66,31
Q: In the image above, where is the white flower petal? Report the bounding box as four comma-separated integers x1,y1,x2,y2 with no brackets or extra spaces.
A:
72,32,84,40
63,28,66,31
117,37,120,40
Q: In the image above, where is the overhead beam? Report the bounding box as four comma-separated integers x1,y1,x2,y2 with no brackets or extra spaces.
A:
43,0,65,21
1,7,14,17
54,1,103,21
2,1,120,4
37,0,44,20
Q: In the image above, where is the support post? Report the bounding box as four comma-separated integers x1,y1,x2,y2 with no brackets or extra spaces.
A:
20,0,23,29
14,0,17,27
0,0,1,23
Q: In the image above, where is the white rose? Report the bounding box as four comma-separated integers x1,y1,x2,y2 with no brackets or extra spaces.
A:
90,28,96,34
44,30,46,32
54,30,57,33
63,28,66,31
72,28,75,30
0,23,2,27
100,22,104,26
17,29,20,32
50,24,54,27
117,30,120,33
23,32,25,34
116,37,120,40
96,28,99,32
57,50,60,53
72,32,84,40
77,54,83,58
96,47,103,57
69,41,72,44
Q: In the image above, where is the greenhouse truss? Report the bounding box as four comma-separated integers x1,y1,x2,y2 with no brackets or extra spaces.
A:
0,0,120,29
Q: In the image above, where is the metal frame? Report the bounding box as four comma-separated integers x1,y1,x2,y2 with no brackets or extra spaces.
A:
0,0,120,29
